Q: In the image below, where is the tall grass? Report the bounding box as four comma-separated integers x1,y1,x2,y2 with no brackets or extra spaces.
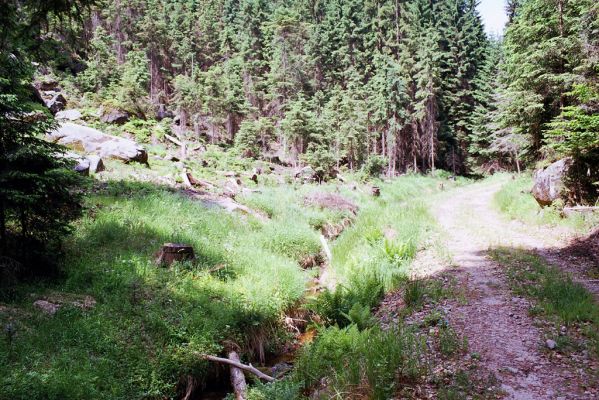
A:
0,171,460,399
494,174,598,231
293,325,426,400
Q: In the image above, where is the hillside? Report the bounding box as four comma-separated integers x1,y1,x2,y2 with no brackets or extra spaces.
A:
1,1,598,399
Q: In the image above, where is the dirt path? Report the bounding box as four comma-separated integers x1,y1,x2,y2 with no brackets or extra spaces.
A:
427,179,596,399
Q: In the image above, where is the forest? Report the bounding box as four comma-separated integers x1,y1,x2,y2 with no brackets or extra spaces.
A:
5,0,598,181
1,0,599,399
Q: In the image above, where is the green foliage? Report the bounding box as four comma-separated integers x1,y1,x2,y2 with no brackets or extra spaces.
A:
122,119,155,143
309,274,384,328
234,117,275,158
546,84,599,157
362,155,388,178
293,325,426,399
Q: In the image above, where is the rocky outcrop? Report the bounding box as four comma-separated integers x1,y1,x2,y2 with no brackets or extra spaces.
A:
55,109,82,121
100,109,130,125
532,158,573,206
49,123,148,164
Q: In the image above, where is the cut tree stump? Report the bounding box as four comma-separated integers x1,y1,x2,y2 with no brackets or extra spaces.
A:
371,186,381,197
156,243,195,266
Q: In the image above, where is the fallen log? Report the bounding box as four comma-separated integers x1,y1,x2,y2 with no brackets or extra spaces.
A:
202,354,275,382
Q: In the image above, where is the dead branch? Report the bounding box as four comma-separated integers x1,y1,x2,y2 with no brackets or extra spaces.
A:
202,354,275,382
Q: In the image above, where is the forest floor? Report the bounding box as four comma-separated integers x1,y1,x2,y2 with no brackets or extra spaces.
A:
391,178,599,399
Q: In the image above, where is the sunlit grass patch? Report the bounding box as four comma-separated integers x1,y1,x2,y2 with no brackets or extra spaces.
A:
494,174,598,231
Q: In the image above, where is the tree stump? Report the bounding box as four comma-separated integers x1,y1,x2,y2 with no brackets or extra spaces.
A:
371,186,381,197
156,243,195,266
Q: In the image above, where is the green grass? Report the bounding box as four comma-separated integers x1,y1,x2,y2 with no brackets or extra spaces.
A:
490,248,599,354
494,174,598,231
330,174,456,289
0,164,463,399
293,325,426,400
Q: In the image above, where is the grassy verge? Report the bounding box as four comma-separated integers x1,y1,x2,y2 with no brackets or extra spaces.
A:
490,248,599,356
494,174,598,231
0,166,463,399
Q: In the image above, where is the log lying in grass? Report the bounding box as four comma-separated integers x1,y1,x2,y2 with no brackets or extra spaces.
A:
202,354,275,383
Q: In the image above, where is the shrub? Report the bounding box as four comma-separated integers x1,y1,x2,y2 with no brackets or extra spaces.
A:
362,155,388,177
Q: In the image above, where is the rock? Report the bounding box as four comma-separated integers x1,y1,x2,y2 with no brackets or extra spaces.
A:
164,154,180,162
74,158,90,175
87,154,105,173
156,243,195,266
55,109,82,121
49,123,148,164
532,158,573,206
156,104,174,121
33,300,60,315
36,78,59,91
100,109,130,125
45,93,67,114
295,166,316,182
546,339,557,350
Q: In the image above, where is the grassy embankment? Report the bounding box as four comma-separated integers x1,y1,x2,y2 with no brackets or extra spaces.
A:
0,154,463,399
494,174,599,231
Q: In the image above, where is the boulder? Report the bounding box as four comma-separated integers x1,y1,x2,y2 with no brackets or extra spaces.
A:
87,154,105,173
36,78,59,91
295,166,316,182
49,123,148,164
156,104,174,121
55,109,82,121
532,158,573,206
304,192,358,214
100,109,130,125
45,93,67,114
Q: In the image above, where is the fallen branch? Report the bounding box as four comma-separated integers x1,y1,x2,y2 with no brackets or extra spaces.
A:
165,133,183,147
202,354,275,382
